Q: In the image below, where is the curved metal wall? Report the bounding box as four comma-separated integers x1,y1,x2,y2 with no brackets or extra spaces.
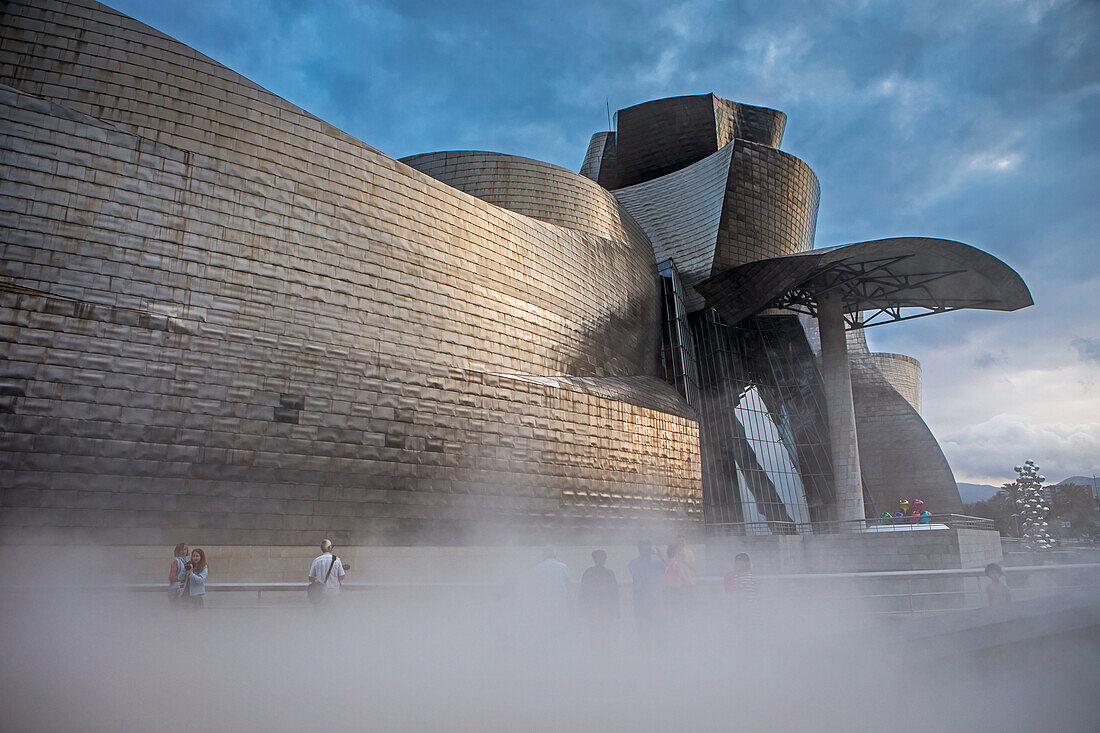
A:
712,140,820,271
614,94,787,188
0,0,702,545
846,330,959,514
713,97,786,150
869,353,922,415
613,139,820,308
400,150,652,250
613,145,735,311
579,131,620,190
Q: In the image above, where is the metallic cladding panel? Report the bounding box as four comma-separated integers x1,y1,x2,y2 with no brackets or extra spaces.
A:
713,97,786,150
615,94,719,188
614,94,787,188
0,0,702,544
712,140,821,272
615,139,820,310
613,145,735,311
846,330,961,514
579,132,621,190
400,150,653,250
869,353,922,415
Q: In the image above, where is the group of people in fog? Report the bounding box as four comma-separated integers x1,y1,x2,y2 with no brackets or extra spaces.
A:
165,537,761,624
169,539,349,609
513,538,760,640
166,539,1011,619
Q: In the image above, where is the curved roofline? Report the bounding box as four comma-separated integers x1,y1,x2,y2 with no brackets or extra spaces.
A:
401,149,584,180
617,93,785,120
698,236,1033,327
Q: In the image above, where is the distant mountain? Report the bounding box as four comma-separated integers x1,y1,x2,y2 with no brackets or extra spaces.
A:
957,482,1001,504
1056,475,1097,487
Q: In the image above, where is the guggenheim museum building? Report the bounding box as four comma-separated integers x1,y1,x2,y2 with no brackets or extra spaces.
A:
0,0,1031,546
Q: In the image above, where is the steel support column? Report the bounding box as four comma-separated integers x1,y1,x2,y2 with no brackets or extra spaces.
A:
817,291,865,525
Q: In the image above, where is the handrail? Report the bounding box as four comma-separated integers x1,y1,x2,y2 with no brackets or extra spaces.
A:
13,562,1096,593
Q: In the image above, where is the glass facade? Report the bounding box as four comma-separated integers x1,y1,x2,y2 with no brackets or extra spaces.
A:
678,308,837,533
658,260,701,409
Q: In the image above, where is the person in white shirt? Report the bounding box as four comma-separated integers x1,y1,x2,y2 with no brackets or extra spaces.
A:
308,539,346,603
524,546,571,627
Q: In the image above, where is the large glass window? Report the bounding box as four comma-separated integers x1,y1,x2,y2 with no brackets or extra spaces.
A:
658,260,700,408
689,309,834,534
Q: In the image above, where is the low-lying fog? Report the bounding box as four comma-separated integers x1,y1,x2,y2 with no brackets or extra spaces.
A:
2,570,1098,733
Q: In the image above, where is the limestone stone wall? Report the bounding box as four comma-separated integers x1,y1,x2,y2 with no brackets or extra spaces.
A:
706,527,1002,574
0,0,702,545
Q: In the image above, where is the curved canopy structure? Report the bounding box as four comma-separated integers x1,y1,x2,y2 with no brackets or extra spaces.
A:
697,237,1033,328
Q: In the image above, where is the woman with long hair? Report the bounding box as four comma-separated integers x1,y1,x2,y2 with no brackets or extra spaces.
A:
178,548,208,609
168,542,188,604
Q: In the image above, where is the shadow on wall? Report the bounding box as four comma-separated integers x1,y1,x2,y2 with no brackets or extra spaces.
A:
567,291,661,378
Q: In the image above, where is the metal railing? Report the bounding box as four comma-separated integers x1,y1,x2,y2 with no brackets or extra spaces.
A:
705,513,995,537
85,561,1100,615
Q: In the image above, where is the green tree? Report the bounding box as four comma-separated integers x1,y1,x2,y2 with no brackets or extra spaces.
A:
1047,483,1100,539
964,483,1018,537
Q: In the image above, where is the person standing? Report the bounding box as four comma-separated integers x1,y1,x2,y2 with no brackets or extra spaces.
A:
308,539,346,605
676,534,697,576
627,540,665,636
723,552,761,629
527,546,571,619
168,542,188,605
580,549,619,634
984,563,1011,607
661,543,693,617
177,548,208,609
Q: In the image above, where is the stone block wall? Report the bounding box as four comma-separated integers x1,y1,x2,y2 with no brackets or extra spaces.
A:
705,527,1003,574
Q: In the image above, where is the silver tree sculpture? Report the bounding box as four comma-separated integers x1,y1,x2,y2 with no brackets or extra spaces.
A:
1014,460,1053,551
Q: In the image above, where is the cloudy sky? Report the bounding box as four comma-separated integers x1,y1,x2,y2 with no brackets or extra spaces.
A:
109,0,1099,485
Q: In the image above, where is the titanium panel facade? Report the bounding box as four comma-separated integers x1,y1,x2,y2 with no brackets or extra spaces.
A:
847,330,959,515
0,0,1026,544
0,0,701,545
612,94,787,188
869,353,922,415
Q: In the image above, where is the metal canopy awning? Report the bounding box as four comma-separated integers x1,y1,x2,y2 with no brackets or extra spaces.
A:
696,237,1033,329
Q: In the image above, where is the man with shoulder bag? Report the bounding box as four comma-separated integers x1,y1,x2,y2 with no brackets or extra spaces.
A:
307,539,346,606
